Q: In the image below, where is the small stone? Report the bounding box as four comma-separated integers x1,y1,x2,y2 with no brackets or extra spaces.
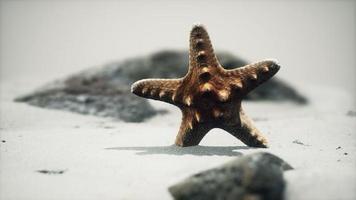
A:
169,152,292,200
1,140,5,143
292,139,309,146
36,169,67,175
344,152,348,155
336,146,341,150
346,110,356,117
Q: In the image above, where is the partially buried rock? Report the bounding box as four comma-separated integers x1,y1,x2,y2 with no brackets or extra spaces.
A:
169,152,293,200
15,50,307,122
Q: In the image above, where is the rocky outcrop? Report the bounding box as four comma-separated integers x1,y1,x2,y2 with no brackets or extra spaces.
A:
16,50,307,122
169,152,293,200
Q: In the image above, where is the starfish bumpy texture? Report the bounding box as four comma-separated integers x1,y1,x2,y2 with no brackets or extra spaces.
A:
131,24,280,148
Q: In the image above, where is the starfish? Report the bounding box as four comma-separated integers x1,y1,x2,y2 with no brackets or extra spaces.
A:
131,24,280,148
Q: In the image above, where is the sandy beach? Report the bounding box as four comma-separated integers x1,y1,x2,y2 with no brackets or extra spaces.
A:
1,78,355,199
1,1,355,199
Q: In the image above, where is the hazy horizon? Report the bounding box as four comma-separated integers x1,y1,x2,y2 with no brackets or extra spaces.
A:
1,0,355,100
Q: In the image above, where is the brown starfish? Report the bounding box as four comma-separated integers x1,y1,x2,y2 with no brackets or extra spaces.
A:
131,24,280,148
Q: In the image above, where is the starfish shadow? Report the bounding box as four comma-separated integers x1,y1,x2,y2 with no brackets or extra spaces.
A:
105,145,251,156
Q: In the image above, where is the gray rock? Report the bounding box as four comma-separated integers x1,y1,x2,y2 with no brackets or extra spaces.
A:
292,139,310,146
15,50,307,122
36,169,67,175
169,152,293,200
346,110,356,117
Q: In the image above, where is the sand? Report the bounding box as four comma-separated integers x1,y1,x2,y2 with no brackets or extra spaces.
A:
1,1,355,199
0,77,355,200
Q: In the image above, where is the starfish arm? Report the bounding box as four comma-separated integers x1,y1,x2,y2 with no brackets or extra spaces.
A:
222,109,268,148
131,78,182,104
225,60,280,94
175,109,210,147
189,24,220,70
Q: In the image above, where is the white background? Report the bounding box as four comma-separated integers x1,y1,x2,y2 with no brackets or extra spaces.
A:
1,0,355,101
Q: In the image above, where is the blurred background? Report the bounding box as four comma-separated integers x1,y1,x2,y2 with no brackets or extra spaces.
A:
1,0,355,100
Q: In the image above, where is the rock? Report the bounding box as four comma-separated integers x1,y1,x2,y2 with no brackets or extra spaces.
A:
36,169,67,175
292,139,310,146
169,152,293,200
346,110,356,117
15,50,307,122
